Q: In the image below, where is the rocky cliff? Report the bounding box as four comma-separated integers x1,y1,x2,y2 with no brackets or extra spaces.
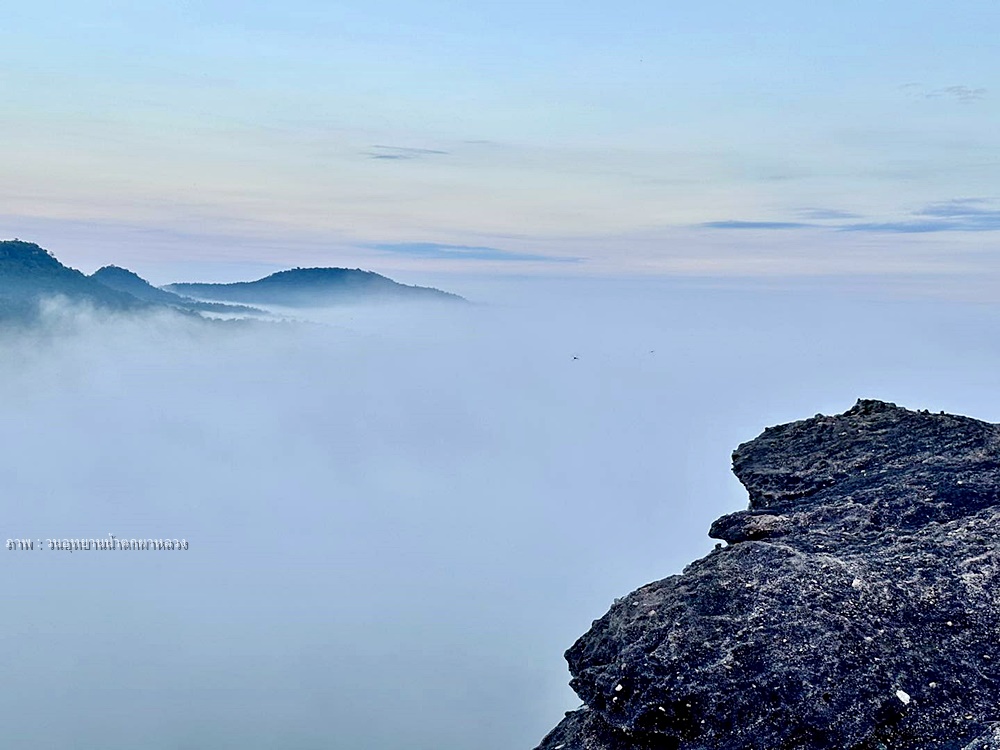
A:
535,399,1000,750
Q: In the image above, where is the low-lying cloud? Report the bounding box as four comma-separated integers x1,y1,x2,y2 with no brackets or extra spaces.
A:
4,277,1000,748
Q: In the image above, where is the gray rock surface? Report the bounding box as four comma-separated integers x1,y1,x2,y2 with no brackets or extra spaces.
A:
535,400,1000,750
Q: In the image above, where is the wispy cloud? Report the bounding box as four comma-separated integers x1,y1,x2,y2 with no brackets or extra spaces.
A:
701,221,813,230
703,198,1000,234
900,83,987,101
929,85,987,101
842,199,1000,233
837,220,965,234
365,145,450,160
796,208,862,221
370,242,580,263
917,198,1000,218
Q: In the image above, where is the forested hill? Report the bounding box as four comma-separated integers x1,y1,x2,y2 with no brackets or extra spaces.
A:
165,267,465,307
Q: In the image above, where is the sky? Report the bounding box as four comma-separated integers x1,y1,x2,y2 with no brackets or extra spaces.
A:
4,6,1000,745
2,0,999,282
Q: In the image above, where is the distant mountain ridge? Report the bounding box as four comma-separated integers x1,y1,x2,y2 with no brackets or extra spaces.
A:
91,265,265,316
0,241,148,319
165,267,465,307
0,240,466,323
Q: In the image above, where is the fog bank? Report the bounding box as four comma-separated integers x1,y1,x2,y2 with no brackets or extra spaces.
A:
2,277,1000,748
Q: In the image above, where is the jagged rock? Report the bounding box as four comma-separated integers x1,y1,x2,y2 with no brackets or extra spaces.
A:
963,727,1000,750
535,400,1000,750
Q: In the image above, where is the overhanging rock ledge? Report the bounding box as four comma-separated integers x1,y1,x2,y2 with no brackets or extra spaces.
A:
534,399,1000,750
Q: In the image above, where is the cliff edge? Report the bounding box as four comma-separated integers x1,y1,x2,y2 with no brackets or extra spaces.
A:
536,399,1000,750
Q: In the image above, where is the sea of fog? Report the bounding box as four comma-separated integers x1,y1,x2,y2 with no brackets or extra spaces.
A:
3,275,1000,749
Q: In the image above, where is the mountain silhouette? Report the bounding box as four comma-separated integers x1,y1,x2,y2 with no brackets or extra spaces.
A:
0,240,147,320
0,240,467,323
165,267,465,307
91,265,265,316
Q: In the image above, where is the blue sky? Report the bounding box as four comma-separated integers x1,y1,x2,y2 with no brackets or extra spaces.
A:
2,0,998,280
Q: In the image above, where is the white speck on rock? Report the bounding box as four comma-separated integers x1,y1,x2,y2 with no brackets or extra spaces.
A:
851,578,863,589
896,689,911,705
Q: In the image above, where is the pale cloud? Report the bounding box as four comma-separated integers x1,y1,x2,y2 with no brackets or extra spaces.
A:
701,221,813,230
704,198,1000,235
796,208,862,221
370,242,580,263
900,83,987,101
365,145,451,160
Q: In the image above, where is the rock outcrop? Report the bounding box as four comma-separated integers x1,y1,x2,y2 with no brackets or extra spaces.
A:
535,400,1000,750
